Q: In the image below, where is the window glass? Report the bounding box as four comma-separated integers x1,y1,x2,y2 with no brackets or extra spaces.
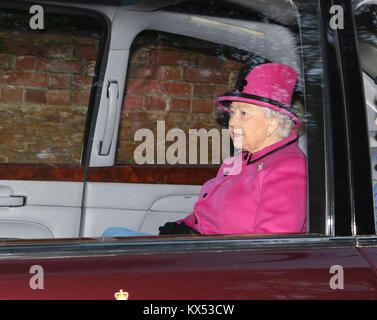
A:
115,30,270,165
0,0,331,241
354,0,377,232
109,0,329,236
115,33,307,166
0,7,103,164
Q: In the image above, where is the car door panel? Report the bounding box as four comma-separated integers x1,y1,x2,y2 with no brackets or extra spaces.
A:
357,237,377,276
84,167,218,236
0,241,376,299
359,247,377,276
0,180,83,238
0,180,84,207
0,0,376,301
81,182,201,236
139,194,199,234
0,221,53,239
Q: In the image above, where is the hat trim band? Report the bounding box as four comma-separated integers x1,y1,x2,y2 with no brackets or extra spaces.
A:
222,90,295,113
216,91,301,127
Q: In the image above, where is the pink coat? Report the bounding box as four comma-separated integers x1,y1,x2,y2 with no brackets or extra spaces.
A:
178,131,307,235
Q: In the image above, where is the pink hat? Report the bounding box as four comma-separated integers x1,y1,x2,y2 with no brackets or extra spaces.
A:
216,63,301,128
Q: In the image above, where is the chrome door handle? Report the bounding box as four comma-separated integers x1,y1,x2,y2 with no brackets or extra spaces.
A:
0,195,26,207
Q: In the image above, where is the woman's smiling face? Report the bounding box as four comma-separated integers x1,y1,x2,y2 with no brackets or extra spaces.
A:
228,101,278,153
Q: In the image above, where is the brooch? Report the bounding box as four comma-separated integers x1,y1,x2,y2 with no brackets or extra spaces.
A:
257,163,264,171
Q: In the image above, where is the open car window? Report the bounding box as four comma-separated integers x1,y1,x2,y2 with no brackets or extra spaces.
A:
85,0,329,239
0,0,332,242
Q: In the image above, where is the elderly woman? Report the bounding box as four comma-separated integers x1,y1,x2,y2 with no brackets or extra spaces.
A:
103,62,307,237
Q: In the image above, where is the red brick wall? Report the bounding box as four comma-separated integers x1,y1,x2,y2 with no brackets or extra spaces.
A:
0,30,99,163
116,34,245,164
0,28,245,164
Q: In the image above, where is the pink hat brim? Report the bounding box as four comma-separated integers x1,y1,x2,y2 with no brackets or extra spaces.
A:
216,95,301,128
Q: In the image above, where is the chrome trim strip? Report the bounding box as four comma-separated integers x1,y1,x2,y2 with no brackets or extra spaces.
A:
356,236,377,247
0,235,356,260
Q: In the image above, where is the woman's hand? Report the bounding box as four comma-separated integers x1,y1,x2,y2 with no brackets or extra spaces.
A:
159,222,200,235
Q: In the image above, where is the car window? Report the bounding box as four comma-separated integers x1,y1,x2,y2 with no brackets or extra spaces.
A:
0,0,332,242
0,5,104,164
115,30,269,165
101,0,330,237
354,0,377,233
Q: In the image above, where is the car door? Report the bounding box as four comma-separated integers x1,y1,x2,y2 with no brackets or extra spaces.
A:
0,0,377,301
0,2,110,238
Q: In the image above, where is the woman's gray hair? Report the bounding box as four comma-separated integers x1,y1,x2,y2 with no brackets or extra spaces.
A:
260,107,294,138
